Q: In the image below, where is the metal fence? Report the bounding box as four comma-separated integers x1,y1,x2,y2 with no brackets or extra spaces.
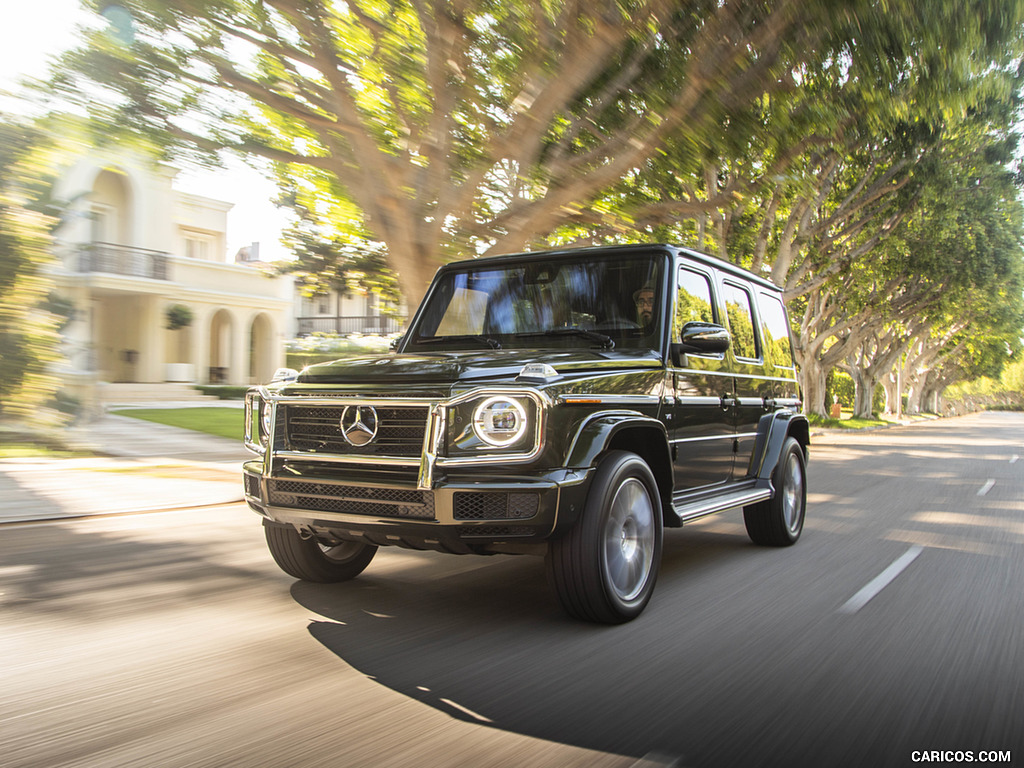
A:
296,315,404,336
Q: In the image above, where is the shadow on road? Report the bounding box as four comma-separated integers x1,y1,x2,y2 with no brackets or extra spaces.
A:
291,526,764,763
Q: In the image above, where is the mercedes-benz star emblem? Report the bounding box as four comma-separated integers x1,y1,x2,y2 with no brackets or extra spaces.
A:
339,405,379,446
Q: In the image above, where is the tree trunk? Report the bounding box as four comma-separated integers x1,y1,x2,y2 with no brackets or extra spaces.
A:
882,372,899,415
849,367,878,419
384,233,440,316
798,355,828,417
905,371,928,415
921,384,944,415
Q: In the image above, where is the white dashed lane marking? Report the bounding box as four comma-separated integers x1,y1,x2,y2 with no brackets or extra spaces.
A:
838,546,925,615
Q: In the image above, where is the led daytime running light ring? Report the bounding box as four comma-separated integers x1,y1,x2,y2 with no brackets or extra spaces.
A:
473,396,528,447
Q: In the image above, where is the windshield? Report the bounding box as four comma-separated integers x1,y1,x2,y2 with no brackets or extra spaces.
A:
406,253,665,353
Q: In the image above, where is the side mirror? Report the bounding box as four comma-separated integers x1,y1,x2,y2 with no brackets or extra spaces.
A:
389,334,405,351
674,322,730,357
271,367,300,383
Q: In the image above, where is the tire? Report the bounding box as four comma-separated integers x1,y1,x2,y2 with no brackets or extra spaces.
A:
743,436,806,546
263,521,377,582
547,451,663,624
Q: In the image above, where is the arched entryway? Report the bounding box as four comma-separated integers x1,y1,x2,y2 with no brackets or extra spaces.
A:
248,312,276,384
208,309,235,383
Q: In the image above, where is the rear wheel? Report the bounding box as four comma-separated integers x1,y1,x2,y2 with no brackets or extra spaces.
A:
743,436,806,546
264,521,377,582
547,451,663,623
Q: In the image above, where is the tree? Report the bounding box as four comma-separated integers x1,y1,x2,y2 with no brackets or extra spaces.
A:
52,0,991,307
274,175,401,306
0,117,63,424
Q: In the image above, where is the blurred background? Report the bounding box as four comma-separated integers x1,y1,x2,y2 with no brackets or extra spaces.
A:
1,0,1022,439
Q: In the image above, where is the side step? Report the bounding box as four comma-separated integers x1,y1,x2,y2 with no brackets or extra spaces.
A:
673,485,772,525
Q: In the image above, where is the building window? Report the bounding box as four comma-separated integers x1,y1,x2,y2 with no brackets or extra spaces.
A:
183,232,212,261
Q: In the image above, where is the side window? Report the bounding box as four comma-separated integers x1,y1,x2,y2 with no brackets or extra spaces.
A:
674,267,716,343
721,282,758,361
759,292,795,369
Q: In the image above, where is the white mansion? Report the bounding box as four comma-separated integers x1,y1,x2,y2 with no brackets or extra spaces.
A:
50,150,293,410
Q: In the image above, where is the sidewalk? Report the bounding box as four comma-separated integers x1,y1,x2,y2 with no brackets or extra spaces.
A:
0,409,251,524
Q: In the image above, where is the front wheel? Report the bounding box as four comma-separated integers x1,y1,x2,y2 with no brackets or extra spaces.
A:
743,436,806,546
546,451,663,623
264,521,377,582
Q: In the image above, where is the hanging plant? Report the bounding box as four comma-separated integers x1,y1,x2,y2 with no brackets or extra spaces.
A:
165,303,195,330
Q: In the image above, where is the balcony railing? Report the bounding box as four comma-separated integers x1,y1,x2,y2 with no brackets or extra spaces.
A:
77,242,171,280
296,315,404,336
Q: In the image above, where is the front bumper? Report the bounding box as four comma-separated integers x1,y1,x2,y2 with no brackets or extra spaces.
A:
243,461,592,554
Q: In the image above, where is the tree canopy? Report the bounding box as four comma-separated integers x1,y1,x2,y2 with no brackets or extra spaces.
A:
36,0,1024,413
48,0,1021,300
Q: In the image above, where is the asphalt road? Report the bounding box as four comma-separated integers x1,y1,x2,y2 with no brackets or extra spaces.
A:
2,412,1022,768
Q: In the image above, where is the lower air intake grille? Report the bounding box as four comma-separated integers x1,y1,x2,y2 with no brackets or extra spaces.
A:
268,479,434,519
453,492,539,520
243,473,261,499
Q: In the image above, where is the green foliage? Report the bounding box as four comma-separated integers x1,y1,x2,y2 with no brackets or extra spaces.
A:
947,359,1024,405
1002,359,1024,393
0,116,63,425
193,385,248,400
165,303,195,330
825,370,855,410
55,0,1023,306
275,172,400,305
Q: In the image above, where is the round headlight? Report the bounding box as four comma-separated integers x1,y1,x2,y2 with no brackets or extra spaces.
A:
473,396,528,447
260,400,274,442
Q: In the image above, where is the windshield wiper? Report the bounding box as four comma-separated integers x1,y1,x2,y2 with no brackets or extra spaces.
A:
513,328,615,350
416,334,502,349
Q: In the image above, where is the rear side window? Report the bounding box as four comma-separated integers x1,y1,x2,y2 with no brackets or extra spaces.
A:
721,282,758,361
759,292,795,369
674,267,716,341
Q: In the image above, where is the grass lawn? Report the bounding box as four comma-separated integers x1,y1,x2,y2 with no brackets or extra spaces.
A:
808,414,889,429
111,407,245,441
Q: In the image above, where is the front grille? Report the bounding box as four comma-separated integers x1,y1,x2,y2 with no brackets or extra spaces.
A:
284,405,428,456
267,478,434,519
453,492,539,520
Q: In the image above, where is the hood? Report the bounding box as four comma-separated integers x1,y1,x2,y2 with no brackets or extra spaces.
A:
297,349,661,385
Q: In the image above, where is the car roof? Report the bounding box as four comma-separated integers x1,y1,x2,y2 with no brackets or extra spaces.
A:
441,243,782,291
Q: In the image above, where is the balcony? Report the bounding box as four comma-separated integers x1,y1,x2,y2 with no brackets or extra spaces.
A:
296,314,404,336
77,242,170,280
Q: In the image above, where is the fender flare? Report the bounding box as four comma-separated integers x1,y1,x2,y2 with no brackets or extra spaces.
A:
564,411,670,469
561,412,674,527
747,411,810,488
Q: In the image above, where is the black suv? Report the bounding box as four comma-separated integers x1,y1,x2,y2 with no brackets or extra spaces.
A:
244,244,809,623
